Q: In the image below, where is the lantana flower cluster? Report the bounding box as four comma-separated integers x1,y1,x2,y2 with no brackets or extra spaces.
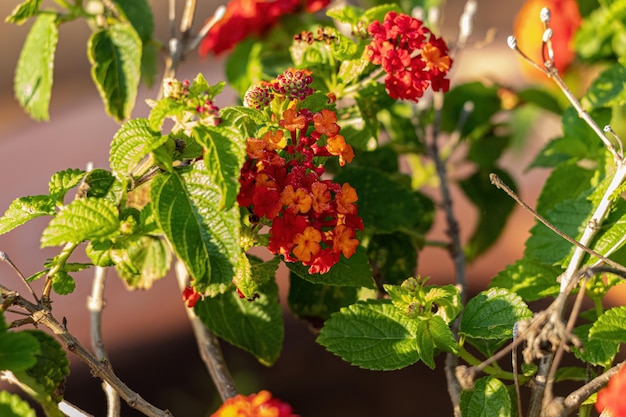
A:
366,11,453,102
199,0,330,55
238,72,362,275
211,390,299,417
162,78,221,129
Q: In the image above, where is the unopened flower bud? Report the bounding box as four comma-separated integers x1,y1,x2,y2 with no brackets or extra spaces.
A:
507,35,518,50
540,7,551,23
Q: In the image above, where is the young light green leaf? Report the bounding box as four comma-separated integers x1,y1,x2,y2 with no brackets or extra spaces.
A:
151,164,239,294
287,246,374,288
317,299,420,370
115,236,171,290
48,168,86,202
0,195,55,236
589,306,626,343
415,315,458,369
195,280,284,366
41,198,120,247
0,392,36,417
573,323,619,367
194,125,246,209
460,288,532,340
88,23,142,122
460,377,512,417
14,331,69,417
489,258,561,302
14,13,58,121
110,118,166,176
583,63,626,110
219,106,264,138
460,168,516,261
5,0,42,25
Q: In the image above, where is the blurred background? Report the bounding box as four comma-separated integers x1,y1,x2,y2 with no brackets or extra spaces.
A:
0,0,597,415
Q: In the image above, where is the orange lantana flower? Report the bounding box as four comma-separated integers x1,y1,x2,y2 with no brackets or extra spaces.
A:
292,226,322,262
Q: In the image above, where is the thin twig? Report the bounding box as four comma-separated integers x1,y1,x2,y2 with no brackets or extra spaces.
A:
174,260,238,400
0,252,38,303
88,266,120,417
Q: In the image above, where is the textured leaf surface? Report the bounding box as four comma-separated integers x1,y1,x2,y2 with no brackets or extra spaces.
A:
489,258,561,302
115,236,171,289
583,64,626,110
0,195,55,236
110,118,165,176
14,13,58,120
48,169,85,201
151,165,239,294
460,377,512,417
589,306,626,343
318,300,420,370
88,23,141,122
195,280,283,366
288,274,358,324
573,323,619,367
460,288,532,340
5,0,41,25
415,316,458,369
0,392,36,417
366,233,417,286
41,198,120,247
535,163,596,215
0,330,39,373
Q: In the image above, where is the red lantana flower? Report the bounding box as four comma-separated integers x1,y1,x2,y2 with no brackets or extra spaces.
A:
211,390,299,417
366,11,452,102
596,365,626,417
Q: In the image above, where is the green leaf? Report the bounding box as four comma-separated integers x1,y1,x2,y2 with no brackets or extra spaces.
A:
0,195,55,236
288,273,358,326
573,323,619,367
14,331,69,417
516,87,564,114
287,246,374,288
0,326,40,373
194,125,246,209
110,118,166,176
5,0,42,25
460,288,532,340
48,169,86,202
84,169,120,201
41,198,120,247
318,299,420,370
460,377,512,417
415,315,458,369
460,168,516,261
140,39,159,87
195,280,284,366
334,166,433,234
112,0,154,43
225,39,263,97
440,82,501,139
466,134,511,169
88,23,142,122
51,271,75,295
0,392,36,417
14,13,58,121
114,236,171,289
151,164,239,295
326,5,365,26
535,162,596,215
489,258,561,302
366,233,417,286
583,64,626,110
219,106,264,139
589,306,626,343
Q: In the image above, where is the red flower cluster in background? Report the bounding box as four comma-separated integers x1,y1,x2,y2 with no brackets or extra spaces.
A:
211,390,299,417
199,0,330,55
366,11,452,102
596,365,626,417
238,72,362,275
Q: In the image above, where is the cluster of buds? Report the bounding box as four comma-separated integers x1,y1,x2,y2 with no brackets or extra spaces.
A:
238,74,362,274
244,69,314,109
162,78,221,128
365,11,452,102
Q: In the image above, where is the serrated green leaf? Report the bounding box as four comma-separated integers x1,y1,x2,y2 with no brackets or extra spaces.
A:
5,0,42,25
326,5,365,26
535,163,596,215
219,106,264,139
14,331,69,417
489,258,561,302
110,118,166,176
84,169,119,201
14,13,58,121
188,74,224,99
287,246,374,287
151,164,239,295
460,288,532,340
367,233,417,286
0,195,55,236
460,377,512,417
88,23,142,122
0,392,36,417
195,280,283,366
51,271,75,295
112,0,154,43
589,306,626,342
334,166,432,234
0,327,40,373
194,125,246,209
114,236,171,289
288,273,358,326
318,299,420,370
583,64,626,110
461,169,516,261
48,169,85,202
41,198,120,247
573,323,619,366
415,316,458,369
